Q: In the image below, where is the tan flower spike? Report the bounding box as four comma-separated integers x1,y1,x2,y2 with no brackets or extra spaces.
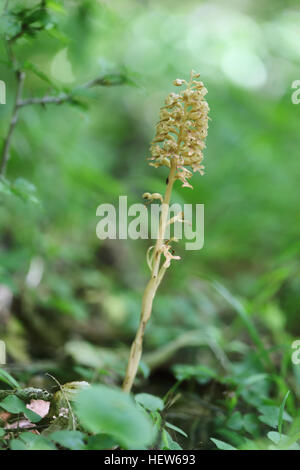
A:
123,71,209,393
149,70,209,188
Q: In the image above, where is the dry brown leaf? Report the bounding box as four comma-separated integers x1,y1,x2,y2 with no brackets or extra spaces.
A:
26,399,50,418
5,419,35,430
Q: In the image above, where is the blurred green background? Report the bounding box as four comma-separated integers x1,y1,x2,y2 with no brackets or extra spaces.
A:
0,0,300,449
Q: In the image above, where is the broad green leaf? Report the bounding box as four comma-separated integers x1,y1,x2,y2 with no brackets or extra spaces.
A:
162,430,182,450
258,405,292,429
135,393,164,412
227,411,243,431
267,431,282,445
10,439,28,450
49,430,85,450
75,385,155,449
86,434,117,450
0,395,26,414
0,13,21,37
267,431,300,450
243,414,259,435
0,395,41,423
10,432,56,451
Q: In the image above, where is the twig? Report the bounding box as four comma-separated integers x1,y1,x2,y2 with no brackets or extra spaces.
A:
0,1,128,177
0,70,25,176
18,75,125,108
0,60,126,175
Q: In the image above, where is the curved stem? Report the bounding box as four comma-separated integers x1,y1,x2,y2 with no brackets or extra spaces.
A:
122,161,176,393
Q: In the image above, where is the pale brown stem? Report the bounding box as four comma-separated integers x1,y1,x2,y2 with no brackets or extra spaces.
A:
122,161,177,393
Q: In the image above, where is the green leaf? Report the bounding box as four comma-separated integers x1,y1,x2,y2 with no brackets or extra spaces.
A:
10,432,56,450
0,368,21,389
47,27,70,44
135,393,164,412
227,411,243,431
86,434,117,450
47,1,65,14
0,395,41,423
165,422,188,438
9,439,28,450
49,430,86,450
211,438,238,450
267,431,300,450
0,395,25,414
23,61,59,90
267,431,282,445
10,178,39,204
0,13,21,37
75,385,155,449
258,405,292,429
172,364,216,384
243,414,259,435
24,408,42,423
162,430,182,450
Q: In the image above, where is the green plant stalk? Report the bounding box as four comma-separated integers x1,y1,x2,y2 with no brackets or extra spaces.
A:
122,161,176,393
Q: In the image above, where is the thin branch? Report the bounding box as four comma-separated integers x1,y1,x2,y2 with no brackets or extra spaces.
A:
10,26,44,44
0,70,25,176
18,75,127,108
0,0,127,177
0,67,126,175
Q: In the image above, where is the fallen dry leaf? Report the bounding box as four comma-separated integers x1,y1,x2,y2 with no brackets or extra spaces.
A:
5,419,35,430
26,399,50,418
